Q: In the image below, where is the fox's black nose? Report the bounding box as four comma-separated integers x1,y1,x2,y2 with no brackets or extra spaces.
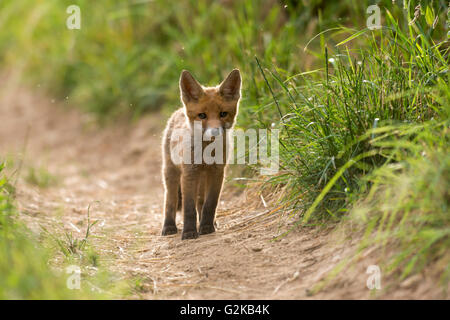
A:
204,127,224,140
211,128,221,136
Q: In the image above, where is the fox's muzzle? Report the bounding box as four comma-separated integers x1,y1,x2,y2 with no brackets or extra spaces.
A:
204,127,224,140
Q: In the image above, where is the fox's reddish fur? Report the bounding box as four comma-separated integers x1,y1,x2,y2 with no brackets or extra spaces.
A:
161,69,241,240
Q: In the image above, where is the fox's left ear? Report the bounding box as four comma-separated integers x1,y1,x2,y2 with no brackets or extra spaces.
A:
219,69,241,101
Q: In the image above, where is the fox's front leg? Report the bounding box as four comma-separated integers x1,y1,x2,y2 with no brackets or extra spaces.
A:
181,170,199,240
199,167,224,235
161,166,180,236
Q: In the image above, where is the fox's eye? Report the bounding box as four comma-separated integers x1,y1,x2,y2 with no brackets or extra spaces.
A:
198,113,207,119
220,112,228,118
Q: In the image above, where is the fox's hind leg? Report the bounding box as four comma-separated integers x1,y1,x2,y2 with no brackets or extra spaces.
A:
161,166,180,236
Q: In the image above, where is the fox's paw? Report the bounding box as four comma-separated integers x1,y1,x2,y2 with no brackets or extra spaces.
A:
199,224,215,235
161,225,178,236
181,230,198,240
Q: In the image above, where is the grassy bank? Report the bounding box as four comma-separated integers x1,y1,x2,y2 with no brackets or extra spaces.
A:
0,163,129,299
259,1,449,286
0,163,83,298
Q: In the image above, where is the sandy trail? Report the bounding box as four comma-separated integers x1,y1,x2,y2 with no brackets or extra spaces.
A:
0,78,445,299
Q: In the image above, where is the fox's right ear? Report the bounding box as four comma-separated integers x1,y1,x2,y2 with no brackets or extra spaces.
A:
179,70,204,104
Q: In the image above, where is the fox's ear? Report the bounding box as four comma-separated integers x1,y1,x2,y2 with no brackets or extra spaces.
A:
219,69,241,101
180,70,204,103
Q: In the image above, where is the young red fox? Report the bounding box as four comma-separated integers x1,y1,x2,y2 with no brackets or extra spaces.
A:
161,69,241,240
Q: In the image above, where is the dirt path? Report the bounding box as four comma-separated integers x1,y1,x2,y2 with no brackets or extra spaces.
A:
0,77,445,299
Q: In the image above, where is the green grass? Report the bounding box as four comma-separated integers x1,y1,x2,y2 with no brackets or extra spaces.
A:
41,202,99,259
354,120,449,282
264,5,448,219
0,162,129,299
255,1,449,288
0,162,85,298
26,166,58,188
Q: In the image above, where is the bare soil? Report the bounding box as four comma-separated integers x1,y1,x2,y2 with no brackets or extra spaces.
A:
0,77,446,299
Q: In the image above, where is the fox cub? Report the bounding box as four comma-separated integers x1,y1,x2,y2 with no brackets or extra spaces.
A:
161,69,241,240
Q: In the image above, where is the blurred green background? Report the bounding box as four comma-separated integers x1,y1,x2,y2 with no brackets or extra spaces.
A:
0,0,427,120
